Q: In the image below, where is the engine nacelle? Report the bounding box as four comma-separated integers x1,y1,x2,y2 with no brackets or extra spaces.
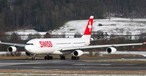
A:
72,50,83,57
106,47,117,54
7,46,17,53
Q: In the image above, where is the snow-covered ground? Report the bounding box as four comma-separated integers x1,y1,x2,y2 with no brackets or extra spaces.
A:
52,17,146,37
5,17,146,40
5,29,47,40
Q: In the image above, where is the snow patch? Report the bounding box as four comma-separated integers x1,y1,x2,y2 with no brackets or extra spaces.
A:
52,17,146,37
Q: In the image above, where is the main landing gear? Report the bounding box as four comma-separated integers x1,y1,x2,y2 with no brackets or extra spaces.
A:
44,55,66,60
71,56,80,60
60,55,80,60
44,55,53,60
31,54,79,60
60,55,66,60
31,55,53,60
44,55,80,60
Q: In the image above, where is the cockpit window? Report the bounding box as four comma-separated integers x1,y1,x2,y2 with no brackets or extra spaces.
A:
26,43,34,45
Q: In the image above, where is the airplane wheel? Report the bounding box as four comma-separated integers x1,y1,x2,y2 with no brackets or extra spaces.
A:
50,56,53,59
71,56,79,60
44,55,53,60
60,55,66,60
44,56,47,60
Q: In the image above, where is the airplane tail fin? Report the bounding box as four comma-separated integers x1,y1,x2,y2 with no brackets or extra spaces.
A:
81,16,94,39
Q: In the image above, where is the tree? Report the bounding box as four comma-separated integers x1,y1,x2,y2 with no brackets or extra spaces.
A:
44,32,51,38
9,33,21,43
27,34,41,40
0,0,146,32
74,32,81,38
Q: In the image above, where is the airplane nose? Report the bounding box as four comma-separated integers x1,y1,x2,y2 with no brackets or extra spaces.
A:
25,45,38,54
25,45,32,52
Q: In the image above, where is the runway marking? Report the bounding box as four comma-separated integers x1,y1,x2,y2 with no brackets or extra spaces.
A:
33,67,44,69
0,59,146,70
73,63,111,66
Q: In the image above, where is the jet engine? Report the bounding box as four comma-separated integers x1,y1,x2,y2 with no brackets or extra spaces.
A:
6,46,22,56
72,50,83,57
106,47,117,53
7,46,17,53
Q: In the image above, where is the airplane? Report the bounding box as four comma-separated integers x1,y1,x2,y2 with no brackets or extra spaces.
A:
0,16,145,60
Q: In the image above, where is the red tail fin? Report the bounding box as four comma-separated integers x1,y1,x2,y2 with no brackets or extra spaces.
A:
83,16,94,35
82,16,94,38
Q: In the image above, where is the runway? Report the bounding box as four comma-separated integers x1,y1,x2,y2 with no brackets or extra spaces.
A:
0,59,146,70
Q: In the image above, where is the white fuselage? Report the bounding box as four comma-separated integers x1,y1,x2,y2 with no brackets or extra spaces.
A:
23,16,93,55
24,37,90,54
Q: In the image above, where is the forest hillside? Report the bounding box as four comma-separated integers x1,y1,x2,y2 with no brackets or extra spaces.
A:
0,0,146,32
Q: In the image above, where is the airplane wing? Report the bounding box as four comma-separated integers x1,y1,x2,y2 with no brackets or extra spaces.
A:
61,42,145,51
0,51,26,56
0,41,26,47
0,40,145,51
